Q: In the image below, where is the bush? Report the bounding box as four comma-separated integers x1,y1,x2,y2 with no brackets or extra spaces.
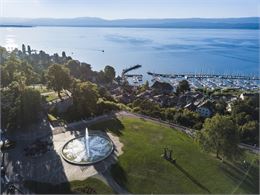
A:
97,99,132,115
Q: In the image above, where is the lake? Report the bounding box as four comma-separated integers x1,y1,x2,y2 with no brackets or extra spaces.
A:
0,27,259,78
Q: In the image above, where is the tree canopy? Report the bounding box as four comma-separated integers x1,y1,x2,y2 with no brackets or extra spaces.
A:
104,65,116,83
1,84,41,129
46,64,71,99
71,81,99,117
176,80,190,94
196,114,239,160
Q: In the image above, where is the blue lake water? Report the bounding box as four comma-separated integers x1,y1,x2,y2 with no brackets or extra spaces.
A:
0,27,259,78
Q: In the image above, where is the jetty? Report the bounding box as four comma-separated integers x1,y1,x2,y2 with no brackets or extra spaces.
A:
147,72,260,81
122,64,143,83
122,64,142,76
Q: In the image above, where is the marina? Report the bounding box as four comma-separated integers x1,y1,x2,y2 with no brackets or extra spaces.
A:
122,65,260,90
148,72,260,90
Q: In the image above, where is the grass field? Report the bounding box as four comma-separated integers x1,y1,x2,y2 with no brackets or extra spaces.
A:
41,91,69,102
24,177,114,194
90,116,259,194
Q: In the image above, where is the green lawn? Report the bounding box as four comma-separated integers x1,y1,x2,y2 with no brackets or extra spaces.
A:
28,85,51,93
90,116,259,194
42,91,68,102
24,177,114,194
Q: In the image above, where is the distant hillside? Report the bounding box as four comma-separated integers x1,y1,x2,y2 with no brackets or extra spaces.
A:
0,25,33,28
0,17,259,29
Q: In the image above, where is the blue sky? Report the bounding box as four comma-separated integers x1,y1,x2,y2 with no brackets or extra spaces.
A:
1,0,259,19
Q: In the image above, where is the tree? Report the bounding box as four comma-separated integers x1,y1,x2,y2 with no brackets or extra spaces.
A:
4,55,21,83
20,88,41,125
214,99,227,115
1,84,41,129
174,109,202,129
22,44,26,54
139,80,149,93
72,81,99,117
176,80,190,94
79,63,92,81
104,65,116,83
27,45,31,55
66,60,81,78
196,114,239,160
1,83,20,129
240,121,259,144
62,51,66,58
53,53,59,63
0,67,9,87
46,64,71,99
20,61,40,85
0,46,7,64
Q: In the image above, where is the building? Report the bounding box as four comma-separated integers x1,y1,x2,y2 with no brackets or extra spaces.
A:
240,93,259,101
151,81,173,94
184,102,197,112
196,100,213,118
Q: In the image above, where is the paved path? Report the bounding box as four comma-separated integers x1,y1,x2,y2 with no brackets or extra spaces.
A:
238,143,259,154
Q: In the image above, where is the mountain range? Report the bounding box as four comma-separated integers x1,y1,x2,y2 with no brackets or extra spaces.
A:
0,17,259,29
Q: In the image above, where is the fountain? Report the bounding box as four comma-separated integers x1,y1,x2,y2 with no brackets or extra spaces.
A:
85,128,90,158
61,128,114,165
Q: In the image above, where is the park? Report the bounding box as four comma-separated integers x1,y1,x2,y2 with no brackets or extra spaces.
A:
2,111,259,194
1,45,259,194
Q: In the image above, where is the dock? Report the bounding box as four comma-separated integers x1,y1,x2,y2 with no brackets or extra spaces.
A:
147,72,260,81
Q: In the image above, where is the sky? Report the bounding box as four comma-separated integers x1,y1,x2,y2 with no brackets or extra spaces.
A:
0,0,259,19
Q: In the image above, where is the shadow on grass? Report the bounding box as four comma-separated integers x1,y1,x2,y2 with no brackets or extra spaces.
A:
174,162,211,193
89,117,125,137
220,161,259,194
109,162,128,189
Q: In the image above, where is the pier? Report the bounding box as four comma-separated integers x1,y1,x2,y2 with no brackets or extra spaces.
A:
122,64,143,83
147,72,260,81
122,64,142,76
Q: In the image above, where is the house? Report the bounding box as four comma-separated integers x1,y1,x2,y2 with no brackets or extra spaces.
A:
136,90,152,99
226,103,232,112
176,94,194,108
184,102,197,112
196,100,213,118
111,87,122,96
192,92,204,100
151,81,173,94
116,93,133,104
240,93,259,101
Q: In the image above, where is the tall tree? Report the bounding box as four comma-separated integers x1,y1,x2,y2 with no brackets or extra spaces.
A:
22,44,26,54
46,64,71,99
196,114,239,160
62,51,66,58
27,45,31,55
176,80,190,94
80,63,92,81
0,67,9,87
240,120,259,144
20,88,42,125
104,65,116,83
66,60,81,78
1,84,41,129
72,81,99,117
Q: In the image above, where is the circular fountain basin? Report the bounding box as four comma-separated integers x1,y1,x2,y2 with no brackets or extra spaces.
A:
61,134,114,165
